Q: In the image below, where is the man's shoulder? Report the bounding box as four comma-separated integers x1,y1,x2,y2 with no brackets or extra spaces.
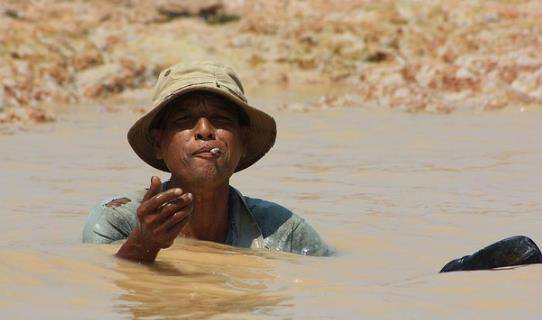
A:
242,196,304,237
99,189,145,209
82,189,145,243
241,195,334,256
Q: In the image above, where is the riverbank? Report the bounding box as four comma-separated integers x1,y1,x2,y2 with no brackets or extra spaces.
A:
1,0,542,127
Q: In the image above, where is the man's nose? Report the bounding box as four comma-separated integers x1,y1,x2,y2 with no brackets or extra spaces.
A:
194,117,215,140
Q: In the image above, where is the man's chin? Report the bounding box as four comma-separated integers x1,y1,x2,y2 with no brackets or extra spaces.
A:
190,165,231,185
167,159,236,186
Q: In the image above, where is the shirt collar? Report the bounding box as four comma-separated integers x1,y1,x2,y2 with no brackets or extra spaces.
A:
225,186,264,249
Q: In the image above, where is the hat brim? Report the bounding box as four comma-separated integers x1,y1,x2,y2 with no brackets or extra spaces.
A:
127,84,277,172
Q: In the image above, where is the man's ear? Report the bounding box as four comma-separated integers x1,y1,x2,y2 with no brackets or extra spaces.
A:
149,129,163,160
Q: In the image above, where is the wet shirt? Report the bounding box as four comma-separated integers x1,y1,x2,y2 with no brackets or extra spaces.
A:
82,184,333,256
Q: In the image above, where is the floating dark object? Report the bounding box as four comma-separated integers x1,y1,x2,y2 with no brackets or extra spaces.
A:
440,236,542,273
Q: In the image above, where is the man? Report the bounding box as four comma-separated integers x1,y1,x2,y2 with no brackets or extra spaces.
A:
83,61,332,262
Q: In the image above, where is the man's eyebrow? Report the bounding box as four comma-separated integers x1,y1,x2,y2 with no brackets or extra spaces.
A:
169,110,191,118
214,104,241,116
215,109,236,117
165,104,239,121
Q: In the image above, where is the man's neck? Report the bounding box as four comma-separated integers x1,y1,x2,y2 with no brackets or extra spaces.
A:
168,176,230,243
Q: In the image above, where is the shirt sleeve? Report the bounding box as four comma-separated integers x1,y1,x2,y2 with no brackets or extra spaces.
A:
290,218,335,257
245,196,334,257
82,195,140,244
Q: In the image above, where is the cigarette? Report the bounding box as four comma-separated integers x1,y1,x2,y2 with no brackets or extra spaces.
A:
210,147,222,155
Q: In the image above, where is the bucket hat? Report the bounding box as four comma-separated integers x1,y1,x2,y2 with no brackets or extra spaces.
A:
127,61,277,172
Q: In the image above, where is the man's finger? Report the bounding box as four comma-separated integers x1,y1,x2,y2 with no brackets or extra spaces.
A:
142,176,162,202
154,202,193,235
153,193,193,226
139,188,184,214
162,209,192,236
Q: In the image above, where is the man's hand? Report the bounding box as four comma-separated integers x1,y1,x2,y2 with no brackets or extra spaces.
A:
137,176,193,249
116,176,193,262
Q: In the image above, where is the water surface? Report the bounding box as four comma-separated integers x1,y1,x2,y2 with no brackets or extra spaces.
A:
1,98,542,319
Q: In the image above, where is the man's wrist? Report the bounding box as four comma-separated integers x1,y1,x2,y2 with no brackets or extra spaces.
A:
116,227,161,262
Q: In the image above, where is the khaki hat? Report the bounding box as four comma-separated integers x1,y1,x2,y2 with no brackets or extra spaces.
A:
127,61,277,172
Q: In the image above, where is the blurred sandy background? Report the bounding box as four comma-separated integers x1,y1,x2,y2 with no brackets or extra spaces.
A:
1,0,542,127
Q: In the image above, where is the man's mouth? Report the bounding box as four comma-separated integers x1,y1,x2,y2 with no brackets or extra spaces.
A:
192,145,224,159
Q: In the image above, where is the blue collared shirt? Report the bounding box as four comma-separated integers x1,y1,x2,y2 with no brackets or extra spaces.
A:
82,184,333,256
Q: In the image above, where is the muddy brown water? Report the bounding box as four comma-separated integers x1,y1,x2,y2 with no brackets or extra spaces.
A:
1,90,542,319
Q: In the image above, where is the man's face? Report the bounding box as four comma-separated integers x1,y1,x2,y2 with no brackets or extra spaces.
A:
152,93,246,187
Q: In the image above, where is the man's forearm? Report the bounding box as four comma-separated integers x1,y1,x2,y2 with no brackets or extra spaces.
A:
116,227,161,262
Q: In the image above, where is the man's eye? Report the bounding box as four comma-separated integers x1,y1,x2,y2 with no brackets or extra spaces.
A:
212,116,233,123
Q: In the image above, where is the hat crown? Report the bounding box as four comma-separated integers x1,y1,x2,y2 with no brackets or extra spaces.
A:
152,61,247,106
